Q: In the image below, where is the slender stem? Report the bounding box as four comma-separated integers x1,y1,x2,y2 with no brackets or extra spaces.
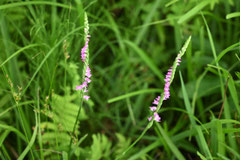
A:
37,88,44,160
117,122,152,160
68,91,84,154
218,76,230,119
16,104,34,159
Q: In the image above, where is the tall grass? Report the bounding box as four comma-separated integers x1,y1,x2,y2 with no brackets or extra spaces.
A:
0,0,239,159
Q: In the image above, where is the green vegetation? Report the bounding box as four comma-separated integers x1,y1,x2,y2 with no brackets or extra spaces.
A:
0,0,239,159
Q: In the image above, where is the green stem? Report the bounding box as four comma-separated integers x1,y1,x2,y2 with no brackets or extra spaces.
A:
37,89,44,160
68,92,84,155
117,121,153,160
16,105,34,159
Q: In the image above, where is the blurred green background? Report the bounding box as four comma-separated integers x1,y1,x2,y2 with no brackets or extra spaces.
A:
0,0,239,159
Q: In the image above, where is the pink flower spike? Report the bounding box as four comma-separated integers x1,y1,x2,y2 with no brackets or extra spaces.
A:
154,113,161,122
84,88,88,93
83,95,90,101
150,106,157,111
148,117,153,121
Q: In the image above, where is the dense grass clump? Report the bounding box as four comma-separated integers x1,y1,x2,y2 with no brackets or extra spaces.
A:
0,0,240,159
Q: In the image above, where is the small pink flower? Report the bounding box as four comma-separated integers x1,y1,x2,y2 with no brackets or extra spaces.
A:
84,88,88,93
84,95,90,101
148,113,161,122
152,96,161,105
85,77,91,83
150,106,157,111
154,113,161,122
148,117,153,121
82,81,88,87
152,100,159,105
85,65,92,78
76,85,84,90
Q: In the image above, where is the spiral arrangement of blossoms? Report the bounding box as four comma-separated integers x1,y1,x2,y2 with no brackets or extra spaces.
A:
148,53,182,122
75,64,91,100
75,14,92,101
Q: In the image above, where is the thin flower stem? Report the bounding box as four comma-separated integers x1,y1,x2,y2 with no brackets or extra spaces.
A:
218,76,230,119
117,123,151,160
68,91,84,155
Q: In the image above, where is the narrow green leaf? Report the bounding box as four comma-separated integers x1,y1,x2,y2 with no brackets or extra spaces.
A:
178,0,210,24
226,12,240,19
18,114,38,160
62,151,68,160
0,124,26,142
124,40,165,81
179,71,196,125
108,89,162,103
0,1,72,10
197,151,207,160
220,143,240,158
0,44,41,68
165,0,179,7
156,123,185,160
196,126,213,160
0,130,10,147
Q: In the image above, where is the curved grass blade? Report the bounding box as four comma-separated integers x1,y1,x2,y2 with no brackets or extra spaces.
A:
0,124,26,142
156,123,185,160
0,130,10,147
0,44,41,68
124,40,164,81
178,0,210,24
226,12,240,19
0,1,72,10
108,89,162,103
18,113,38,160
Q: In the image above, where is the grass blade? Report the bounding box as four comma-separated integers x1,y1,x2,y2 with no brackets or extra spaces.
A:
156,123,185,160
226,12,240,19
108,89,162,103
18,113,38,160
0,1,71,10
124,40,164,80
178,0,210,24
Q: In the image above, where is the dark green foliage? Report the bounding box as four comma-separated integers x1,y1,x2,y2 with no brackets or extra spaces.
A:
0,0,239,159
